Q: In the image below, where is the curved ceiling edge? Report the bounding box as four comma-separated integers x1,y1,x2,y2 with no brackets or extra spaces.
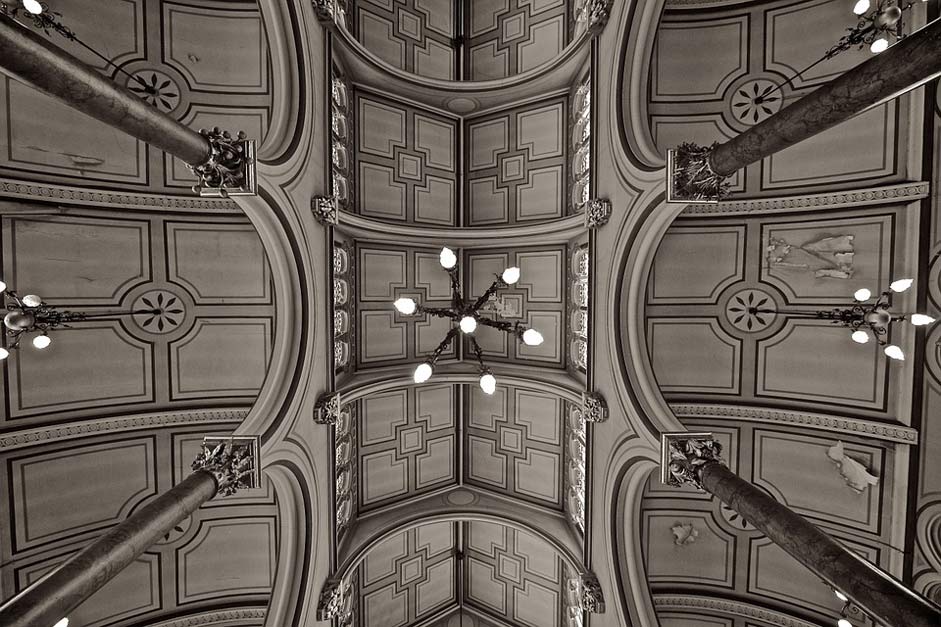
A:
652,595,821,627
335,212,588,247
615,0,665,170
330,23,593,114
142,607,268,627
255,0,304,164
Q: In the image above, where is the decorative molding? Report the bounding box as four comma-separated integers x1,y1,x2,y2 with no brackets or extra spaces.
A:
189,129,256,198
0,409,248,451
580,572,606,613
660,432,724,490
671,522,699,546
584,198,612,228
654,595,820,627
582,392,608,423
312,195,339,225
146,608,267,627
316,578,352,624
586,0,613,33
192,436,261,496
826,441,880,493
314,391,341,425
312,0,335,22
680,182,930,216
0,177,240,212
669,403,919,445
667,144,727,203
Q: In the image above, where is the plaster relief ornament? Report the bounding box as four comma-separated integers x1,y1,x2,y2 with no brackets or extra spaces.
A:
766,235,855,279
826,441,879,493
665,436,724,490
671,522,699,546
191,438,258,497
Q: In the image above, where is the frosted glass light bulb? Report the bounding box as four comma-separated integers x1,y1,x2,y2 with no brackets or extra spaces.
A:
501,267,521,284
22,294,42,307
853,0,870,13
479,372,497,395
439,247,457,269
22,0,43,14
870,37,889,53
394,297,417,315
413,362,433,383
853,288,872,302
911,314,936,326
889,278,913,292
0,280,7,293
459,316,477,333
884,344,905,360
837,619,853,627
53,619,69,627
32,334,51,349
834,590,849,603
0,347,8,360
851,330,870,344
522,328,544,346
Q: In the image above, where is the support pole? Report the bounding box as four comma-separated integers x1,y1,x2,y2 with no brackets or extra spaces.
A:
0,437,259,627
0,12,255,197
669,18,941,201
662,433,941,627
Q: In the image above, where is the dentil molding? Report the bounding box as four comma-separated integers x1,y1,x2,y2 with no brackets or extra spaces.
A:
654,595,819,627
145,608,267,627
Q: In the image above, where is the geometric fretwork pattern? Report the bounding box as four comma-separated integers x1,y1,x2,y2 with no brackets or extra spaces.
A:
467,246,566,367
465,384,564,509
357,385,457,511
355,92,458,225
465,521,565,627
354,0,456,80
466,0,570,80
351,522,458,626
466,97,569,225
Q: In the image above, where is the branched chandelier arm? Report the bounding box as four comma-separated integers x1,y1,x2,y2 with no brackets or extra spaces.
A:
470,276,508,311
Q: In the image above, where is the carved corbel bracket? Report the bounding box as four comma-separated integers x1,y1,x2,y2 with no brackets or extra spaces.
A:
189,128,256,198
666,143,729,203
582,392,608,423
580,573,606,613
192,436,260,497
312,0,335,22
313,195,339,225
316,578,352,624
314,391,342,425
660,432,724,490
584,0,612,35
584,198,612,229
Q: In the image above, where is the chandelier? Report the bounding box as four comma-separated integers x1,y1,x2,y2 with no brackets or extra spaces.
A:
827,0,919,57
0,280,160,359
392,247,544,394
730,278,934,361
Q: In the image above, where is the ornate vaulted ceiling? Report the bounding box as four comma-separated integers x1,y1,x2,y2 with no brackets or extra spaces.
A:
0,0,940,626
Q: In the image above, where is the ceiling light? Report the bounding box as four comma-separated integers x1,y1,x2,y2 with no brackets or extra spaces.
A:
884,344,904,360
0,280,6,292
22,0,44,14
501,267,520,284
889,278,913,292
833,589,849,603
910,314,936,326
32,334,51,349
479,372,496,395
53,619,69,627
439,247,457,269
851,330,869,344
413,362,433,383
853,0,870,13
459,316,477,334
22,294,42,307
0,348,8,360
870,37,889,53
394,297,417,315
853,288,872,301
837,619,853,627
522,328,544,346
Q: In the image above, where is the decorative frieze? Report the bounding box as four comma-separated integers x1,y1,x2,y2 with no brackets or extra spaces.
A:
314,391,342,425
660,432,724,490
189,128,256,198
582,392,608,423
313,195,339,225
192,436,260,497
584,198,612,228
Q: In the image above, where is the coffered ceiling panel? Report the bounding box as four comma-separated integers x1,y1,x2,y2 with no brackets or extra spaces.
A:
648,0,913,196
0,207,274,426
0,0,272,193
0,424,276,627
640,418,893,627
644,206,917,420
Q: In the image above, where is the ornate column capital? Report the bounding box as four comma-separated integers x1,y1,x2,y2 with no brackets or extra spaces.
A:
191,436,260,497
312,0,335,22
582,392,608,423
313,195,339,225
584,198,612,229
584,0,612,35
314,391,342,425
667,143,729,203
660,432,724,490
316,578,352,623
580,573,606,613
189,128,256,198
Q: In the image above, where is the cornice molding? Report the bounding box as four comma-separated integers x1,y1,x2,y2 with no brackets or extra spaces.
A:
0,177,241,213
680,182,929,216
0,408,249,451
654,595,818,627
146,608,267,627
670,403,918,445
